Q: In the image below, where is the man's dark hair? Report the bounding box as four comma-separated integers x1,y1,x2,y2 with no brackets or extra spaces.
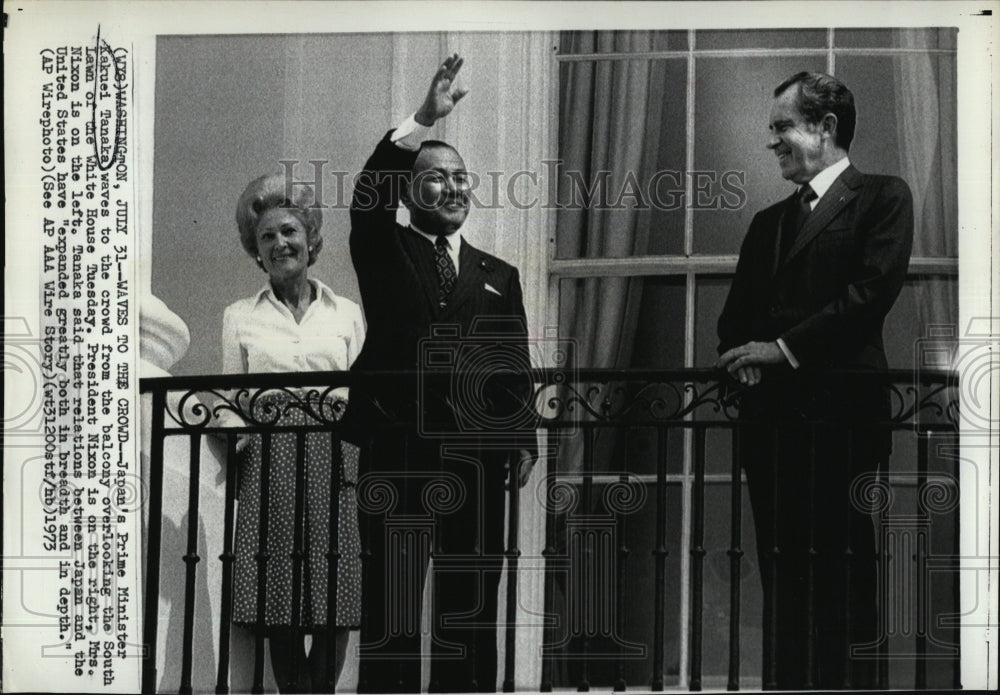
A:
414,140,462,170
774,71,856,151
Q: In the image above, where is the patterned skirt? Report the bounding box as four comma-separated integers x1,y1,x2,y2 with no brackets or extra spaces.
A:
231,395,362,628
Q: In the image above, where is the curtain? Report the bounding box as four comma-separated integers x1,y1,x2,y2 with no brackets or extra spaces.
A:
893,28,958,337
556,31,663,473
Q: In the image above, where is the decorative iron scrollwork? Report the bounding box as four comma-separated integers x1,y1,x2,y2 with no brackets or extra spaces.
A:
149,369,957,431
165,386,349,429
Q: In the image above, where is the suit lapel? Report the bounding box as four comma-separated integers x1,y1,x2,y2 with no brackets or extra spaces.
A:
770,196,796,278
782,165,863,266
399,226,441,314
440,241,485,317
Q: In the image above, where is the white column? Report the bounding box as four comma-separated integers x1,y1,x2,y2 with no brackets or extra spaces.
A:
141,294,262,692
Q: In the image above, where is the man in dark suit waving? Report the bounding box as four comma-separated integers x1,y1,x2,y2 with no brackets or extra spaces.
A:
350,54,536,693
717,72,913,689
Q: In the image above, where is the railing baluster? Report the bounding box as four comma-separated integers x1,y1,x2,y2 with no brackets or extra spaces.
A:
763,427,779,691
286,432,307,693
141,388,167,695
578,426,595,693
324,432,343,694
613,431,631,693
651,427,668,692
358,433,374,694
179,433,203,695
842,430,854,690
877,464,889,691
915,432,928,690
400,429,412,694
215,434,239,694
504,456,521,692
252,433,273,695
689,425,706,692
727,426,743,691
952,437,962,691
804,425,817,690
540,439,558,693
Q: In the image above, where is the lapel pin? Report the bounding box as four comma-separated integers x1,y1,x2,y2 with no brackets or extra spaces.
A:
479,259,492,272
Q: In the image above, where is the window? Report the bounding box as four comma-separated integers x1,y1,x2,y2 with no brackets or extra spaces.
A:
547,28,958,690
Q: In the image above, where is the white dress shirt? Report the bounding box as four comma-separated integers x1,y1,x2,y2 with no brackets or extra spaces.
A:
391,113,428,152
804,156,851,211
409,223,462,274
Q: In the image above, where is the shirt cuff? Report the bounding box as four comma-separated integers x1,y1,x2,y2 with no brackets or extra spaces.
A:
391,114,431,151
776,338,800,369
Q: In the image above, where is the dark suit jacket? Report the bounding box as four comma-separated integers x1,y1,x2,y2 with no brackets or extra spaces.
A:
717,163,911,690
349,131,536,453
718,164,914,438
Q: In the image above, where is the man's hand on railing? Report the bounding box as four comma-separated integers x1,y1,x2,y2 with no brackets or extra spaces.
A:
716,340,787,385
734,366,761,386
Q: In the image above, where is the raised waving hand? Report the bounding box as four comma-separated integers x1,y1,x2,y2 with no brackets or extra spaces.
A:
415,53,469,126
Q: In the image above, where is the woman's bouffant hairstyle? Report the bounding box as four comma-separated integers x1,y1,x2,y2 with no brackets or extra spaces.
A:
235,172,324,271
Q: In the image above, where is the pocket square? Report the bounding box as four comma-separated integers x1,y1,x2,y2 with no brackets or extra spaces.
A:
484,283,502,297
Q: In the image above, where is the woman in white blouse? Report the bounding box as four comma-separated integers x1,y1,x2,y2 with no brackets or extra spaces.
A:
222,172,364,692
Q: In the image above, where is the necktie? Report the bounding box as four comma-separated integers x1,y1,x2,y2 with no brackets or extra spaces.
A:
780,184,818,261
435,235,457,308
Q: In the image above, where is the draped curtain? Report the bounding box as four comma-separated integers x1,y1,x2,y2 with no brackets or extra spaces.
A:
893,28,959,334
557,31,663,472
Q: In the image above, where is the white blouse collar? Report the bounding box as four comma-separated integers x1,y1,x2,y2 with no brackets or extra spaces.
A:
254,277,341,310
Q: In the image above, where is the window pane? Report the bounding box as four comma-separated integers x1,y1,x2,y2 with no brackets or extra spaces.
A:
884,276,958,369
694,276,731,367
835,28,896,48
835,54,957,255
646,59,690,255
692,55,827,255
699,482,763,684
558,276,686,369
556,58,687,259
560,30,688,54
693,276,737,476
835,27,957,49
704,427,735,476
629,277,687,367
696,29,827,50
836,55,903,176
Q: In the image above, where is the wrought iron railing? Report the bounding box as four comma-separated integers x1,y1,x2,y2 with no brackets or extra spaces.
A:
139,368,959,693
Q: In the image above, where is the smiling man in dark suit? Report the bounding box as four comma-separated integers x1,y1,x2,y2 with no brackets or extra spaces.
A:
717,72,913,689
349,54,536,694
